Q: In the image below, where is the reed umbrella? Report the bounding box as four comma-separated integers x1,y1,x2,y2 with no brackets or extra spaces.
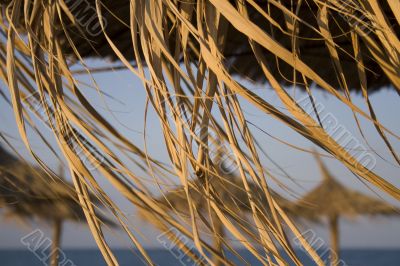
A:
138,141,306,265
291,153,400,266
1,0,396,92
55,0,396,91
140,165,295,266
0,145,113,266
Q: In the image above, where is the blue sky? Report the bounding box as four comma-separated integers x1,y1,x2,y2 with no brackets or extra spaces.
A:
0,61,399,249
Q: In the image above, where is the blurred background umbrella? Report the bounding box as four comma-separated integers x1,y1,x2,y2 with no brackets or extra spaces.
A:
139,143,296,266
290,152,400,266
141,174,296,266
0,144,113,266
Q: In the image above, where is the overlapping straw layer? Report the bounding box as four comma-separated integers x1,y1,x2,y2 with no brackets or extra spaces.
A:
0,1,399,265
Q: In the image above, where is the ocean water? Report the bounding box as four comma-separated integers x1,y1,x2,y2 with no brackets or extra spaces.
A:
0,249,399,266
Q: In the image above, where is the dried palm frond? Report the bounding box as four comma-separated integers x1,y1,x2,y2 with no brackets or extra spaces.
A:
0,0,399,265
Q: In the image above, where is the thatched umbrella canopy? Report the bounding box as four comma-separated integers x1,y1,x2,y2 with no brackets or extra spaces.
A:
140,167,296,266
0,144,113,266
291,152,400,266
57,0,397,91
155,175,293,217
1,0,396,91
66,1,400,91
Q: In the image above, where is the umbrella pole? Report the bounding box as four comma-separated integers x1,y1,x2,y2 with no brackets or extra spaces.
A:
50,219,62,266
212,217,224,266
329,215,339,266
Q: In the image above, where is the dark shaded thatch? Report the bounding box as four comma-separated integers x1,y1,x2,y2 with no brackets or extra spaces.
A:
2,0,396,91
